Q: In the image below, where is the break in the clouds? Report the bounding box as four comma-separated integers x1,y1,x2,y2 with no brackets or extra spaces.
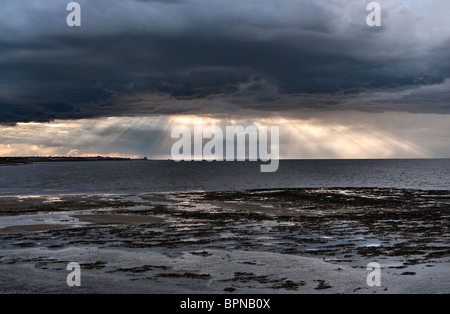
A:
1,0,450,123
1,113,449,159
0,0,449,159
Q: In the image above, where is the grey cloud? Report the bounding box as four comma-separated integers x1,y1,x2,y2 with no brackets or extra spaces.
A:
1,0,450,123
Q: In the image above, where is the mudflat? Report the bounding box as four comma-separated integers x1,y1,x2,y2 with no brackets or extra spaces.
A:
0,224,67,234
0,188,449,293
72,214,164,225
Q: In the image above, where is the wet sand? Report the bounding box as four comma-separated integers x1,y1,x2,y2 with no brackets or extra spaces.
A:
0,188,449,294
72,214,164,225
0,224,68,234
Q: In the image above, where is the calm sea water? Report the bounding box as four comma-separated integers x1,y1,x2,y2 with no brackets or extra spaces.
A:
0,159,449,195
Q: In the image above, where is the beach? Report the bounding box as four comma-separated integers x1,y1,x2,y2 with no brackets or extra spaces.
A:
2,0,450,300
0,188,449,294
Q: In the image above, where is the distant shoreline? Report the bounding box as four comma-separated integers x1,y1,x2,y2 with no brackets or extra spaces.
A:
1,157,449,165
0,156,139,165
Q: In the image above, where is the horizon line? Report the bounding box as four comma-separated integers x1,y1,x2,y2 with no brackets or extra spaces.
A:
1,156,449,161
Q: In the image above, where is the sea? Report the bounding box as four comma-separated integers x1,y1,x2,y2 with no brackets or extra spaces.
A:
0,159,449,195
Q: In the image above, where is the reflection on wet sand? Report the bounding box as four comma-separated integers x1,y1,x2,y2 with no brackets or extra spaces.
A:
0,188,449,293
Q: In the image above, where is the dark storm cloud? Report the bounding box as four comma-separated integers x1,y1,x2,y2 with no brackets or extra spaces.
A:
1,0,450,123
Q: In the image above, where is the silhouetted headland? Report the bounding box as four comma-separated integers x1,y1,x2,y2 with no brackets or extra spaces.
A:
0,156,137,165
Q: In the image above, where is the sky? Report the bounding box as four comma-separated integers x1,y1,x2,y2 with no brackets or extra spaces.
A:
0,0,449,159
